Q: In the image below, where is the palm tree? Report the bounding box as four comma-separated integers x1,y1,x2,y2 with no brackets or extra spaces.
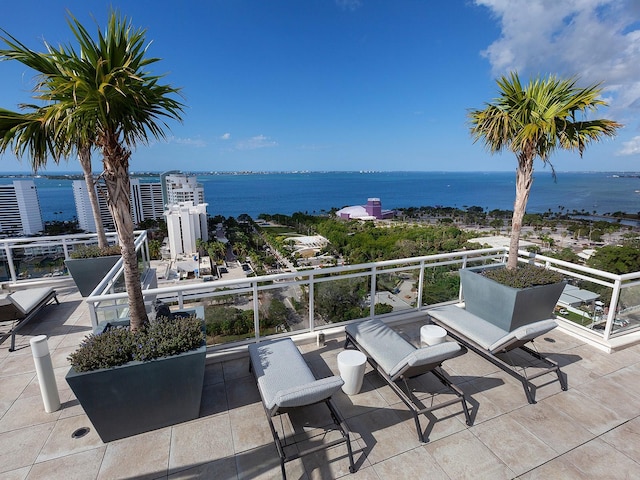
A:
0,106,109,248
1,11,183,330
469,72,620,269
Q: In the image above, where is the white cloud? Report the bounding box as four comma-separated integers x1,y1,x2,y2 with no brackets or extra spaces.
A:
476,0,640,83
236,135,278,150
166,136,206,147
475,0,640,153
220,133,231,140
618,136,640,155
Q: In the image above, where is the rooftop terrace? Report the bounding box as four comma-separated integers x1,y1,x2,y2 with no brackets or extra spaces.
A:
2,282,640,479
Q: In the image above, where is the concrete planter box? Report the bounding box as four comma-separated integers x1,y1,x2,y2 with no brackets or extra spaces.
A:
65,333,205,443
459,267,565,332
64,256,120,297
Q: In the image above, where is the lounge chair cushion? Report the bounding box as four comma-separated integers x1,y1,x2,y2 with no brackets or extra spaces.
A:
346,319,415,376
249,338,343,412
271,376,345,410
0,287,55,322
345,319,463,379
10,287,55,315
488,319,557,353
428,304,557,353
428,305,510,350
391,342,465,378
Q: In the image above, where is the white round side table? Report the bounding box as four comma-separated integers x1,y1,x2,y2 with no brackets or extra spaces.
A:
337,350,367,395
420,324,447,346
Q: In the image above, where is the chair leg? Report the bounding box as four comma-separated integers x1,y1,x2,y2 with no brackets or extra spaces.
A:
326,399,356,473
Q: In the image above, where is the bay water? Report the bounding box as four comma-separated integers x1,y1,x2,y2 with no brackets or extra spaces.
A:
3,171,639,222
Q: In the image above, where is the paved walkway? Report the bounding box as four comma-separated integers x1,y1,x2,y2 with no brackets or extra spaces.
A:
1,284,640,479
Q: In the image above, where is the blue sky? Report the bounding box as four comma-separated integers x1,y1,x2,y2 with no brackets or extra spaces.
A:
1,0,639,173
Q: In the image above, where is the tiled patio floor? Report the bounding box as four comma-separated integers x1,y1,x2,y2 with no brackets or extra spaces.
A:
2,283,640,479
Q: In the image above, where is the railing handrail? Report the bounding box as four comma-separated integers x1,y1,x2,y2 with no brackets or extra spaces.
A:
88,231,148,297
0,231,120,246
83,243,640,352
86,247,508,303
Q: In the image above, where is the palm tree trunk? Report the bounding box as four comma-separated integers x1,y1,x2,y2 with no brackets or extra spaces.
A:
508,153,534,269
78,146,109,248
102,142,148,330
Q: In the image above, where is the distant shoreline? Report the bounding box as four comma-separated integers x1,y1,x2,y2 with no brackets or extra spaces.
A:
1,170,640,179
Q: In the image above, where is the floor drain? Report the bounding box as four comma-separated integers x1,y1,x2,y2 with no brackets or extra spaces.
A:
71,427,90,439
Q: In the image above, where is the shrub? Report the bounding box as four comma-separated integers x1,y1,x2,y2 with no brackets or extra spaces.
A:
70,244,121,259
482,263,564,288
68,316,204,372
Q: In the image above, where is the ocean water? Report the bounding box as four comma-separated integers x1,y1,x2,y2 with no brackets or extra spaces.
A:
198,171,640,219
1,171,639,221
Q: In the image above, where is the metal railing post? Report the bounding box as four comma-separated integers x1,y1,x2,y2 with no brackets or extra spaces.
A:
253,281,260,339
603,278,622,341
417,260,425,309
308,273,315,332
370,266,377,317
4,243,17,283
87,299,99,331
177,291,184,309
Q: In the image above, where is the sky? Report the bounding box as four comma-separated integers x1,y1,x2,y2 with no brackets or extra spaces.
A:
1,0,639,173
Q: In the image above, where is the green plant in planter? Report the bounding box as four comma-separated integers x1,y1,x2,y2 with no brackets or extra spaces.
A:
69,244,121,259
65,311,206,442
482,263,564,289
68,315,204,372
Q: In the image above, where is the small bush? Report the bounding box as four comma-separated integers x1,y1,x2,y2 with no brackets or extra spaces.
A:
68,316,204,372
482,264,564,288
70,244,121,259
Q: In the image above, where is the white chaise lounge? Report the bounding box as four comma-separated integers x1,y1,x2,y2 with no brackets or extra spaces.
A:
248,338,355,480
428,304,567,404
344,319,472,443
0,287,59,352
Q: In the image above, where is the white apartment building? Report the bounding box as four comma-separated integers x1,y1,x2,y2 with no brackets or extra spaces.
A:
161,172,205,207
164,202,208,260
132,181,164,223
73,179,165,232
0,180,44,236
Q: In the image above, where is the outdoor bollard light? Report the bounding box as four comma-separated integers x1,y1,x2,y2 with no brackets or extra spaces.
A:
30,335,61,413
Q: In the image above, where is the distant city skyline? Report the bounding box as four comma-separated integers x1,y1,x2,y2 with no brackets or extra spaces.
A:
1,1,639,173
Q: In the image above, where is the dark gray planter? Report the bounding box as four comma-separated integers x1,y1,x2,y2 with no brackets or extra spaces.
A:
459,267,565,332
64,256,120,297
65,340,206,442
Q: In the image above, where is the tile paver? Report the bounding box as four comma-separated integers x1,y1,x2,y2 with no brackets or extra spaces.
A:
1,281,640,479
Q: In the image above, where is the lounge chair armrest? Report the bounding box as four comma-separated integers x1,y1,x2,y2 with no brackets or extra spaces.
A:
269,375,344,412
389,341,463,378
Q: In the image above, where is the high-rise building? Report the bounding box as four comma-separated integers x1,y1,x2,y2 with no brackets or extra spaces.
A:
161,173,205,207
164,202,208,260
0,180,44,236
73,178,165,232
131,180,164,225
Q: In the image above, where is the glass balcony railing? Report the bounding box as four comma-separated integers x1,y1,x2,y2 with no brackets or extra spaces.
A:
9,229,636,352
84,246,640,353
0,231,133,284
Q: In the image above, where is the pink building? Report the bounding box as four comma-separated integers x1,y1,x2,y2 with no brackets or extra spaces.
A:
336,198,394,220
